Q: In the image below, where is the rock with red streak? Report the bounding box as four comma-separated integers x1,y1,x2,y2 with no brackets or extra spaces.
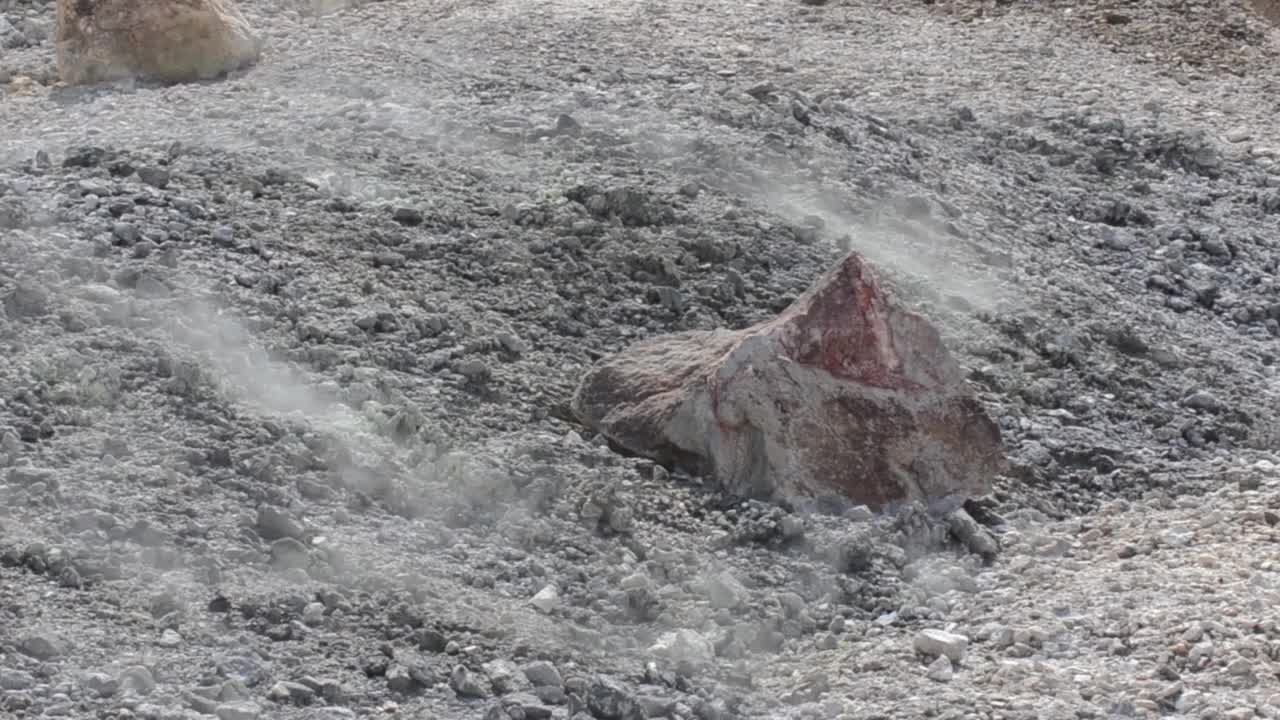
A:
571,252,1006,512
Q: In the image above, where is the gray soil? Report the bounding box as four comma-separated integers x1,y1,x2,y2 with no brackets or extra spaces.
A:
3,0,1280,718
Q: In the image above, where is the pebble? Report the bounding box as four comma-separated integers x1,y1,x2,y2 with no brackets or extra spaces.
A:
302,602,325,625
18,632,67,660
256,506,305,541
522,661,563,689
137,167,171,188
1225,127,1252,143
913,629,969,664
450,666,490,698
267,681,315,704
0,669,35,690
157,629,183,648
120,666,157,695
649,629,715,668
385,664,414,694
530,584,559,613
587,676,643,720
81,673,118,697
215,701,262,720
482,659,525,694
925,655,954,682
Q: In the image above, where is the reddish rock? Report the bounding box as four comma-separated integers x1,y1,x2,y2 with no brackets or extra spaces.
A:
56,0,262,86
571,252,1006,512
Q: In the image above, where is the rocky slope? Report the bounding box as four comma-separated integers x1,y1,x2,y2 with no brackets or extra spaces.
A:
2,0,1280,718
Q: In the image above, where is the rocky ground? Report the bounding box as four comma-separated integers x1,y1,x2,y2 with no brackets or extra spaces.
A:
2,0,1280,718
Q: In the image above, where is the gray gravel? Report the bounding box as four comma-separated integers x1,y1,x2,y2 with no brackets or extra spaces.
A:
2,0,1280,718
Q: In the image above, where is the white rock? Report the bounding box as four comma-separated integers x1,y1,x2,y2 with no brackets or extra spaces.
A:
925,654,954,682
156,629,182,648
620,572,650,590
1226,127,1252,143
913,629,969,664
649,629,715,668
215,702,261,720
77,284,123,305
302,602,325,626
530,584,559,613
845,505,874,522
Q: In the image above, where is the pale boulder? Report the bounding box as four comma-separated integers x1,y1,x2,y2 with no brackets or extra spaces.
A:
56,0,262,86
913,628,969,664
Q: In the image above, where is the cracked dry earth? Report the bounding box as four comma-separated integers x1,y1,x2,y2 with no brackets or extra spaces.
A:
4,0,1280,718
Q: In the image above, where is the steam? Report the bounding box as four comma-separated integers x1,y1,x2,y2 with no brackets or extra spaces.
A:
752,179,1007,314
161,298,367,430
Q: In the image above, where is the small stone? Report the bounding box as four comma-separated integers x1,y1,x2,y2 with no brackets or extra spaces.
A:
18,632,67,660
267,681,315,704
0,669,35,690
844,505,874,522
522,661,563,689
215,701,262,720
109,219,142,242
270,537,310,569
947,507,999,560
137,167,171,188
530,584,558,613
120,666,157,695
302,602,325,626
385,664,414,694
1227,657,1253,676
1236,472,1262,492
154,629,182,648
649,629,715,669
926,655,954,682
63,146,106,168
392,207,424,226
620,572,650,591
212,225,236,246
81,673,118,698
587,676,644,720
497,332,529,356
372,251,406,268
1182,391,1223,413
256,506,304,541
4,282,50,318
1226,127,1252,143
482,659,525,695
450,666,490,698
913,629,968,664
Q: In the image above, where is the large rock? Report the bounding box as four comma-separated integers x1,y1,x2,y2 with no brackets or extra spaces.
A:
571,252,1006,512
55,0,262,86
